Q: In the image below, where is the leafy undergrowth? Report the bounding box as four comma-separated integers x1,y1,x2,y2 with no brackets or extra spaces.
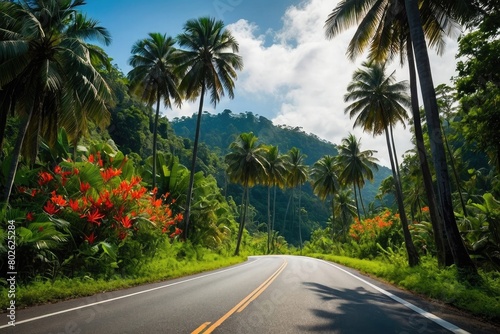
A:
308,253,500,321
0,242,245,310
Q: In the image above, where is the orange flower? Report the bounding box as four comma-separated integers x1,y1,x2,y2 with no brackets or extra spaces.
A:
51,194,67,207
43,201,59,215
38,171,54,186
120,215,133,229
101,167,122,182
54,165,62,175
170,228,182,238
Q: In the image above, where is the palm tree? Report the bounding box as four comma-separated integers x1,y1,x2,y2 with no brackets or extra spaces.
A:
285,147,308,252
324,0,457,267
335,189,357,242
263,145,287,253
225,132,268,256
310,155,340,240
0,0,112,204
344,61,420,266
176,17,243,239
337,133,378,218
404,0,479,278
128,32,182,190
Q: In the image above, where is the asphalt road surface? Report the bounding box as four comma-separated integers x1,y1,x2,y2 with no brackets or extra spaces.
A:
2,255,498,333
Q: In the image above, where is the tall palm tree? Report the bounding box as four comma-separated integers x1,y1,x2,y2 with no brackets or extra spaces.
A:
324,0,460,267
344,61,420,266
225,132,268,256
285,147,308,252
0,0,112,204
337,133,379,218
128,32,182,190
176,17,243,239
310,155,340,240
335,189,357,242
404,0,479,277
263,145,287,253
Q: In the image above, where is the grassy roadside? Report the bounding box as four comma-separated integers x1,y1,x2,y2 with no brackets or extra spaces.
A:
0,250,246,310
307,253,500,322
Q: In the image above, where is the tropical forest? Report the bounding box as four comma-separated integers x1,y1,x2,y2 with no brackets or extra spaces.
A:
0,0,499,327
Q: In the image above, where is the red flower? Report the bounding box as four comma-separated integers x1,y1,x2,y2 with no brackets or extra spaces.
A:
131,187,146,200
175,213,184,222
88,154,95,163
26,212,34,221
69,199,80,212
82,209,105,226
120,215,133,229
170,228,182,238
73,167,80,175
38,226,44,232
100,168,122,182
38,171,54,186
51,194,67,207
130,175,141,186
43,201,59,215
97,152,103,167
54,165,62,175
80,181,91,193
85,232,96,244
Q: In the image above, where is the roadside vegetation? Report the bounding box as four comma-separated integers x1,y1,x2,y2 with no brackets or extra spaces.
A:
1,0,499,324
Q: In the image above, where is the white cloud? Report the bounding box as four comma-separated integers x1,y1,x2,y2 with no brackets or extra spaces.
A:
170,0,460,168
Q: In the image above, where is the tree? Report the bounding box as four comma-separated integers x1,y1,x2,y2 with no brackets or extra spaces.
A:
310,155,340,240
324,0,457,267
404,0,479,278
335,189,357,242
337,133,378,218
176,17,243,239
285,147,308,252
263,145,287,253
455,10,500,170
344,61,420,266
128,32,182,190
225,133,268,256
0,0,112,204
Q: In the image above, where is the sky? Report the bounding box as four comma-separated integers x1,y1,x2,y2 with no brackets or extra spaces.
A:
83,0,462,167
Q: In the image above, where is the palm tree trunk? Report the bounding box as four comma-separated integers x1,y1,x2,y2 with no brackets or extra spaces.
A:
281,190,292,235
152,93,160,190
357,184,367,217
353,184,361,219
441,122,467,216
234,185,248,256
183,82,206,240
385,123,420,266
404,0,478,279
2,107,34,205
407,38,453,267
267,185,272,254
298,185,303,254
271,185,277,252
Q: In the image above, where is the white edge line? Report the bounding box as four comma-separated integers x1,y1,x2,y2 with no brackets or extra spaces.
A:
316,259,470,334
1,258,260,329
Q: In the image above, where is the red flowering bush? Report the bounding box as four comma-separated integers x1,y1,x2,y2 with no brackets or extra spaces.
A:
12,145,183,277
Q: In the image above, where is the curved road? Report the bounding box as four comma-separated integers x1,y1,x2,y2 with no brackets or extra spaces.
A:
2,256,496,333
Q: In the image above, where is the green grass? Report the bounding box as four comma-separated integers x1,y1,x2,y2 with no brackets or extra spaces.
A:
308,253,500,321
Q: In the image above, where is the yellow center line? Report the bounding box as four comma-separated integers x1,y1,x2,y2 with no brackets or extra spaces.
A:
192,259,288,334
192,322,211,334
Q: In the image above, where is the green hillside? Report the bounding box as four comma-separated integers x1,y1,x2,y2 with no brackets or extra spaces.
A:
172,110,392,245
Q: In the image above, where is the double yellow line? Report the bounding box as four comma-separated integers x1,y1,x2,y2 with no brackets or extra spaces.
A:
192,259,288,334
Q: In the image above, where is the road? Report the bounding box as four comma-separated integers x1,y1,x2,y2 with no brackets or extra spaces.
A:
1,255,497,333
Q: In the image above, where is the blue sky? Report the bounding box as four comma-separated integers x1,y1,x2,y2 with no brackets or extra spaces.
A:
82,0,461,167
